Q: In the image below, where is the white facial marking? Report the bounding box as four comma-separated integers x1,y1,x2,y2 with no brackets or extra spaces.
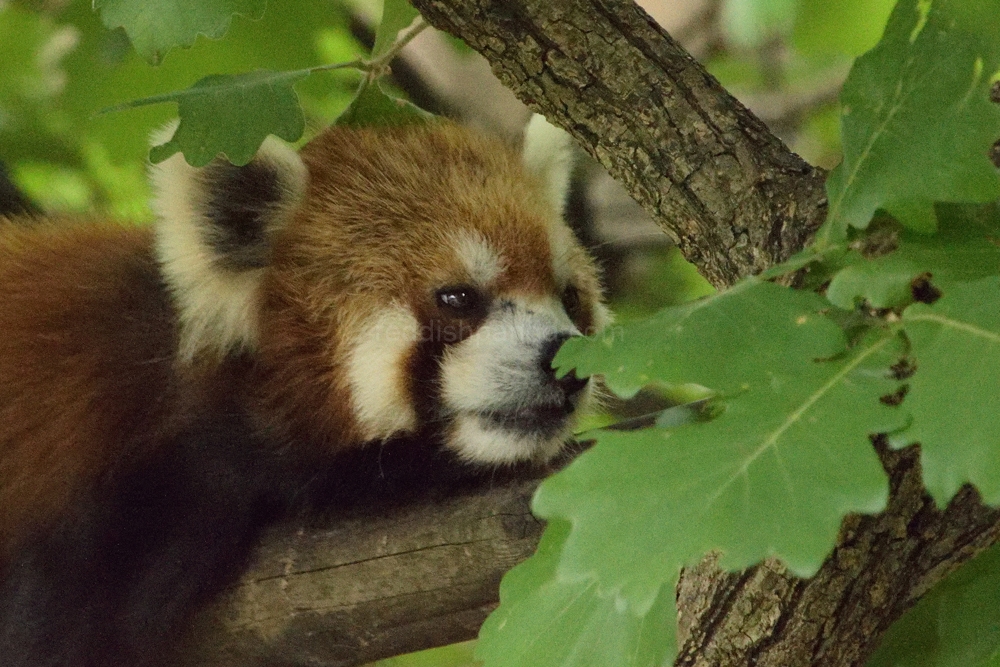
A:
451,230,504,285
440,296,587,464
451,413,569,465
150,122,306,361
346,306,420,441
442,297,574,413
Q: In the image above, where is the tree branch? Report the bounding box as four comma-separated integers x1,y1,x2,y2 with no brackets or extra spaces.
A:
177,2,1000,665
173,477,547,667
409,0,828,289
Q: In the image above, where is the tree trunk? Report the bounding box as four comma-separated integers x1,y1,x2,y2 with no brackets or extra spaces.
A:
180,1,1000,665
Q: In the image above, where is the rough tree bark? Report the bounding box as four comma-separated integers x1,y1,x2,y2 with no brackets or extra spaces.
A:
173,475,550,667
412,0,830,289
179,1,1000,665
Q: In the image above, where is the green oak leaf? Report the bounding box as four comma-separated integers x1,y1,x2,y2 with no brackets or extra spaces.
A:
109,70,306,166
759,243,856,291
476,521,676,667
94,0,266,65
557,280,845,398
884,204,1000,283
372,0,419,58
827,204,1000,309
883,199,938,235
547,330,904,603
499,281,909,664
760,247,832,279
868,543,1000,667
897,276,1000,506
335,78,432,128
827,253,923,309
819,0,1000,244
337,0,429,129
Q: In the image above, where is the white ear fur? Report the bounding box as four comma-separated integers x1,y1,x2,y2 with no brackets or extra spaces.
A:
522,114,575,216
150,122,307,362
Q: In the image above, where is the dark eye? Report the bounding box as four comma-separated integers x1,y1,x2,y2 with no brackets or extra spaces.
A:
561,284,582,318
436,285,484,317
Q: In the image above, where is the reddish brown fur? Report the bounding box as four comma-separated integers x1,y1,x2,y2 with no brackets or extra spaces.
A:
0,122,604,559
0,220,178,564
0,125,598,561
0,122,604,666
249,123,603,451
0,125,604,557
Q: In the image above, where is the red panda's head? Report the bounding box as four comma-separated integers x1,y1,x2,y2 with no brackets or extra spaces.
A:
151,117,608,465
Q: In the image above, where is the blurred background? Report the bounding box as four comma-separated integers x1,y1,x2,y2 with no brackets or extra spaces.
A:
0,0,895,664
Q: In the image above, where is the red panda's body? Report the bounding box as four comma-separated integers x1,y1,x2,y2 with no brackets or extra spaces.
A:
0,120,606,666
0,224,175,560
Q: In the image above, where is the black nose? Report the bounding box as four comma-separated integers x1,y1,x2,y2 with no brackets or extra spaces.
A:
540,333,589,398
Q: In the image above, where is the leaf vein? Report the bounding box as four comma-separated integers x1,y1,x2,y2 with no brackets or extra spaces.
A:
907,313,1000,344
829,54,917,225
704,335,894,510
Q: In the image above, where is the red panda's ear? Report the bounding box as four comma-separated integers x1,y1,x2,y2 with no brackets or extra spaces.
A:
149,122,307,361
521,114,575,217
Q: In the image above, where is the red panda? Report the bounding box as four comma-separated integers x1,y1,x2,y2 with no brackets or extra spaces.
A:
0,116,607,666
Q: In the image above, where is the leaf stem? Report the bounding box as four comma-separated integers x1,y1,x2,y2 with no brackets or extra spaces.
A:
101,18,430,115
313,17,429,78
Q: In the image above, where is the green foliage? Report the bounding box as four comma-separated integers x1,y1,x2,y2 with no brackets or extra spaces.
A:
4,0,1000,665
825,251,921,309
721,0,895,54
0,6,67,103
477,0,1000,664
560,281,839,398
897,277,1000,506
549,296,903,578
793,0,896,56
94,0,265,65
820,0,1000,243
477,521,677,667
710,0,895,170
0,0,421,196
335,78,432,128
826,205,1000,309
868,544,1000,667
376,640,479,667
0,1,366,215
605,246,716,324
112,69,307,166
477,287,906,663
372,0,418,58
96,0,423,166
720,0,797,48
332,0,432,130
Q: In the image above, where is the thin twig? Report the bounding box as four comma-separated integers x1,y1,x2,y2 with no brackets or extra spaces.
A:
315,17,430,78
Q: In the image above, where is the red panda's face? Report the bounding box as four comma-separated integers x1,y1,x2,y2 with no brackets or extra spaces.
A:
332,219,605,464
428,222,606,463
151,119,608,465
